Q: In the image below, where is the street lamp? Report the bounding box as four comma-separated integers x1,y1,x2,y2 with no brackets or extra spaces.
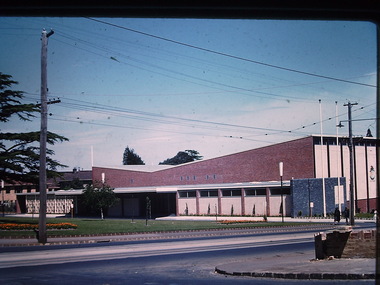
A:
1,180,4,217
279,162,284,223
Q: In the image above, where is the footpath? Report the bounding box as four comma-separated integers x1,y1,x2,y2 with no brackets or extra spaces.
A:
215,254,375,280
0,214,377,280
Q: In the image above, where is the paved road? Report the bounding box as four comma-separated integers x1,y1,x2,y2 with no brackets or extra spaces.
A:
0,231,314,268
0,242,316,285
0,224,376,284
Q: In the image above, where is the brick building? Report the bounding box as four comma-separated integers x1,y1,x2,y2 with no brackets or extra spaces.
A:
13,135,377,217
90,135,377,218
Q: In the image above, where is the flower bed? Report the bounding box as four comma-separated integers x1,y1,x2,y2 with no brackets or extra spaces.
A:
218,220,264,225
0,223,77,230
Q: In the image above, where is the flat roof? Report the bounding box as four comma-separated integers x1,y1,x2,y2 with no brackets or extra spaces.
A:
17,181,291,196
92,164,173,172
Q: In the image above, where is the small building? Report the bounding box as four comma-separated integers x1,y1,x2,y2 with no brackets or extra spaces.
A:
14,169,91,214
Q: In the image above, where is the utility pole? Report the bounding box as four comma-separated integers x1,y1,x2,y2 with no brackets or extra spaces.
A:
344,101,357,226
39,28,54,244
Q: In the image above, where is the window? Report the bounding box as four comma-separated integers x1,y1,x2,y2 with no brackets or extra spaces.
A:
270,188,291,195
200,190,218,197
222,189,241,197
245,188,267,196
178,191,196,198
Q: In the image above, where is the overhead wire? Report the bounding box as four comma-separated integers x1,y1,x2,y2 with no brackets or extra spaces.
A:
23,91,376,141
15,19,376,142
52,26,373,104
23,91,307,138
52,31,318,102
85,17,376,89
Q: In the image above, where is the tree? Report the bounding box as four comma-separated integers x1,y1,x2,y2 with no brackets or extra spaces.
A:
82,181,119,219
0,72,68,184
123,146,145,165
366,128,373,137
159,150,203,165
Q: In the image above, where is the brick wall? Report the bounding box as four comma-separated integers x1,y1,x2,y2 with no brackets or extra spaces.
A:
93,136,315,188
315,228,376,259
342,229,376,258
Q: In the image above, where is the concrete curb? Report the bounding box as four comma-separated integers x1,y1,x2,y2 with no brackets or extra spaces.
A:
214,267,376,280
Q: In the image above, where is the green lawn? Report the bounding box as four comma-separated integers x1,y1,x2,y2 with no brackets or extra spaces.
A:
0,217,322,238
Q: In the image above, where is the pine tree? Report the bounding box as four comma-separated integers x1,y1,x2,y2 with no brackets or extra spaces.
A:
0,72,68,184
122,146,145,165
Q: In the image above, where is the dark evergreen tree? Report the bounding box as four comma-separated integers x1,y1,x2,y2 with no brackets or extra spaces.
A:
366,128,373,137
122,146,145,165
159,150,203,165
0,72,68,184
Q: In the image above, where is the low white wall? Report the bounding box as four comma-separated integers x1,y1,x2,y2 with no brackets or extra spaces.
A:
220,197,241,215
178,198,197,215
199,197,218,215
177,194,292,217
270,196,292,216
245,196,267,216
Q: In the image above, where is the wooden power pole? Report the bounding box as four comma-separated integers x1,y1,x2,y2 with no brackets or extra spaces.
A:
39,29,54,244
344,101,357,226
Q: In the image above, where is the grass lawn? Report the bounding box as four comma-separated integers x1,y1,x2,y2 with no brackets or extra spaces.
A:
0,217,322,238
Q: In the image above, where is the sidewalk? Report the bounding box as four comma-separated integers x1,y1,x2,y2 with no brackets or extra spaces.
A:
215,253,376,280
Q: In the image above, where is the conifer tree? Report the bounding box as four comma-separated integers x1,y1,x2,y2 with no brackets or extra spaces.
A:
122,146,145,165
0,72,68,184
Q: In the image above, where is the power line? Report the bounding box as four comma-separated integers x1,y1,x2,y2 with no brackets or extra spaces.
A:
53,32,314,102
85,17,376,88
24,92,287,134
53,26,376,104
24,91,376,138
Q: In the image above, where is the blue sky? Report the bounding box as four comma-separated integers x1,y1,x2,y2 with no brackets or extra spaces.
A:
0,17,377,170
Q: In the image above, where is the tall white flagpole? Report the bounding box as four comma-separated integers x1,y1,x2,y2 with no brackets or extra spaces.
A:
319,99,327,217
335,101,342,212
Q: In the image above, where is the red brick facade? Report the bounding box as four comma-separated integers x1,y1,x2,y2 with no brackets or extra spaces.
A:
93,136,315,188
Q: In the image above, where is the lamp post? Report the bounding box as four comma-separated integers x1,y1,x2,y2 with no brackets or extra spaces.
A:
279,162,284,223
1,180,4,217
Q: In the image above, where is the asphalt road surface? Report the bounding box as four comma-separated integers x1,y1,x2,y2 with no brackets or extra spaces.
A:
0,225,375,285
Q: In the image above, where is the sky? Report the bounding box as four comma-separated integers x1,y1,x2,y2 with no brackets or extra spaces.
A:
0,17,377,170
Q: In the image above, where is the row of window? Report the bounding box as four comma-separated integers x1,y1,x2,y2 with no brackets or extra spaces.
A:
1,188,56,194
179,188,290,198
180,174,217,181
314,137,377,147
